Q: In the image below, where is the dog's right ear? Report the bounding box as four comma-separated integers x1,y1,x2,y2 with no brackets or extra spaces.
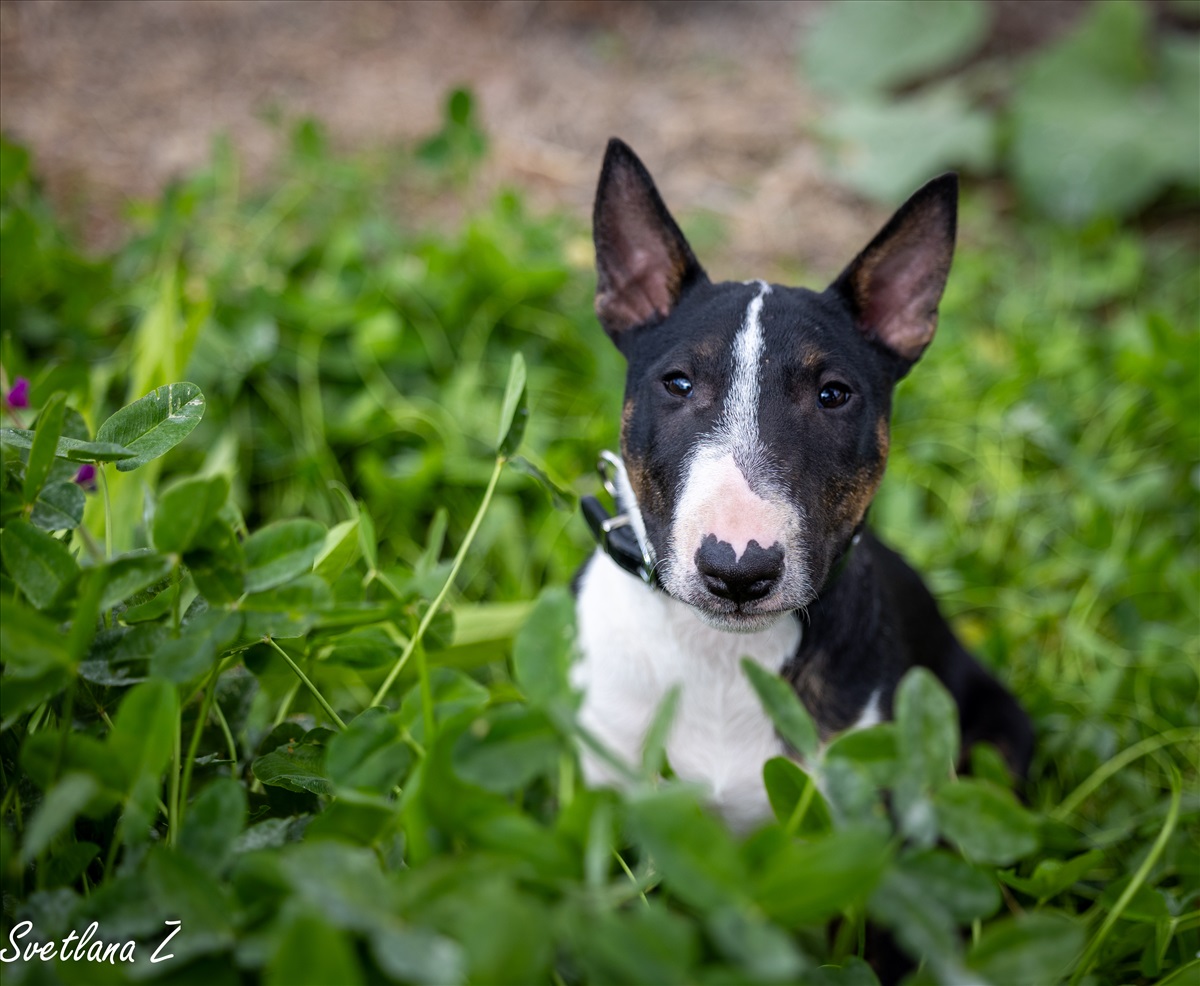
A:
593,139,707,341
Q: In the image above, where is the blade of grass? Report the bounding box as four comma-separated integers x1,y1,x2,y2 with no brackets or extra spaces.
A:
1052,727,1195,821
1069,767,1182,984
266,637,346,730
177,660,222,834
370,455,505,733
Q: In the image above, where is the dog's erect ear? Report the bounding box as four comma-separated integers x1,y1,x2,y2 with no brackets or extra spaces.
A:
593,138,707,341
830,173,958,366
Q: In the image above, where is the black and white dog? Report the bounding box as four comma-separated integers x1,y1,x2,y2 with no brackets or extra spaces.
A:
572,139,1032,830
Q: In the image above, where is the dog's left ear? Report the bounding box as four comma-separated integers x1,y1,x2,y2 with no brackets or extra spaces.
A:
830,173,958,367
593,138,707,342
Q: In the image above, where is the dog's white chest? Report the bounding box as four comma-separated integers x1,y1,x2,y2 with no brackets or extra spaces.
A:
572,551,802,830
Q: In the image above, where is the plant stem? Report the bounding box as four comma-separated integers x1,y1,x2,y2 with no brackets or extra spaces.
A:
1053,727,1195,820
371,456,505,728
1069,768,1182,984
784,775,817,837
167,708,182,847
212,698,239,771
98,463,112,561
266,637,346,730
177,662,221,834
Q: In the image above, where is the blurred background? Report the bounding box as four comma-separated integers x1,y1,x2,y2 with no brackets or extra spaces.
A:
7,0,1194,275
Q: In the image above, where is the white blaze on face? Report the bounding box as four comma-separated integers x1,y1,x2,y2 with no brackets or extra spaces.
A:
664,282,809,607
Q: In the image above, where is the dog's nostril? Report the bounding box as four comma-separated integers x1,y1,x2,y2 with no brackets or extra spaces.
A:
695,535,784,605
701,574,730,597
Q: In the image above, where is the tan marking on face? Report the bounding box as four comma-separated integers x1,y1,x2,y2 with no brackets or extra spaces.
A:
876,415,890,461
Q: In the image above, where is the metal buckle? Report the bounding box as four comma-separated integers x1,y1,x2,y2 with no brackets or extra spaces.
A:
594,450,655,585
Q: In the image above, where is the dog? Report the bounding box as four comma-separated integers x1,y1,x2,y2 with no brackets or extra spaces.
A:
571,139,1033,831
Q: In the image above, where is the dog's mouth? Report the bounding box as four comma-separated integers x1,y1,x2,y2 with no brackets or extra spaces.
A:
678,589,798,634
695,606,791,634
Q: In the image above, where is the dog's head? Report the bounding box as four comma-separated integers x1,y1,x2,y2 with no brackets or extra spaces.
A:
592,139,957,632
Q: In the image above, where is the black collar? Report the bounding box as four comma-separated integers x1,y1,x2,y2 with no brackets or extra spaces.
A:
581,451,865,597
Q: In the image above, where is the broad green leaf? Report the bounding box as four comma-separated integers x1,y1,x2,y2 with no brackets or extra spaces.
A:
313,518,359,582
319,626,399,668
122,581,180,623
305,794,396,846
868,864,969,983
23,391,67,503
152,473,229,553
150,610,242,682
95,381,206,472
624,787,749,912
19,772,99,863
20,731,124,808
0,602,73,726
357,501,379,573
753,826,890,926
268,909,364,986
108,679,180,789
999,849,1105,902
824,723,898,785
967,910,1084,985
241,574,332,639
511,586,577,709
802,0,990,94
326,709,413,793
179,778,247,874
399,667,490,744
897,850,1001,923
243,518,327,593
706,905,810,983
804,957,881,985
821,88,995,204
934,778,1040,865
1,518,79,609
762,756,833,835
0,427,136,463
95,550,175,611
566,900,698,986
46,405,92,482
452,705,560,793
0,598,72,680
185,515,245,603
368,924,469,986
253,730,333,796
895,667,959,790
30,480,85,531
894,666,960,844
741,658,819,759
44,841,99,888
1011,0,1200,223
496,351,528,456
642,685,681,776
508,454,577,510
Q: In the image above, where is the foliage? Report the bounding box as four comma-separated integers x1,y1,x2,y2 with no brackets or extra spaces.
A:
804,0,1200,223
1,92,1197,986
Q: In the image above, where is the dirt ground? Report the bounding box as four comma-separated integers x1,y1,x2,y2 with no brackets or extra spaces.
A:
0,0,1087,279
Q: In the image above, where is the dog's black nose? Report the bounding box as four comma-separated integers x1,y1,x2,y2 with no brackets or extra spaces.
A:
695,535,784,605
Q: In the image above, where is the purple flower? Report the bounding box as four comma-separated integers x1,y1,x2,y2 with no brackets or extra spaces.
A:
73,464,97,492
5,377,30,409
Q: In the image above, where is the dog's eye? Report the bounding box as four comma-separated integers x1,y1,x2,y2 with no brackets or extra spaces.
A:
663,374,693,398
818,383,851,409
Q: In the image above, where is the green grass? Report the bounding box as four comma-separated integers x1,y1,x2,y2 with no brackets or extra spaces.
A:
0,114,1196,985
